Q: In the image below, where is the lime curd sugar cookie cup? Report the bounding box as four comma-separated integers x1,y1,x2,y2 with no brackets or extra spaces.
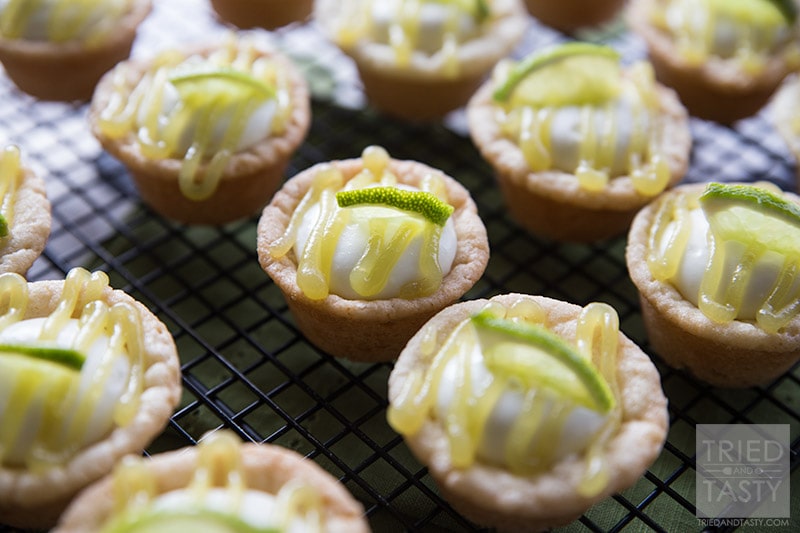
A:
387,293,669,531
56,430,370,533
0,0,152,102
88,35,311,225
210,0,314,30
467,42,691,242
626,0,800,124
0,267,182,529
0,145,51,276
257,146,490,362
626,182,800,388
313,0,528,121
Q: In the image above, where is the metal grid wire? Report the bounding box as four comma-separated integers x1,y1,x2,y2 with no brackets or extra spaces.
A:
1,1,799,531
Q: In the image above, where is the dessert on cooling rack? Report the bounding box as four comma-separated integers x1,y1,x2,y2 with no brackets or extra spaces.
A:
522,0,627,33
771,74,800,177
257,145,489,362
210,0,314,30
0,267,181,529
0,145,51,275
88,33,311,225
467,42,691,242
56,430,370,532
627,181,800,387
627,0,800,123
387,293,669,531
0,0,152,101
313,0,528,120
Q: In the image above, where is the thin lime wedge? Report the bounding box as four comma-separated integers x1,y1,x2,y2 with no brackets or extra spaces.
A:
100,508,279,533
169,68,275,101
471,311,615,413
492,42,622,106
0,343,86,371
699,182,800,256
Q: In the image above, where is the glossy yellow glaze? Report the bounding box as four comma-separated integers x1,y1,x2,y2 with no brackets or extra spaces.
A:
0,0,130,44
388,298,621,496
647,186,800,332
96,36,291,201
104,431,323,532
268,146,452,301
0,267,144,469
498,61,670,195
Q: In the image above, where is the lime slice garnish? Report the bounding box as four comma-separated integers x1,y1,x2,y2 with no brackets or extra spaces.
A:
336,186,454,226
428,0,490,22
710,0,796,25
699,182,800,256
100,509,279,533
471,310,615,413
169,68,276,102
0,343,86,371
492,42,622,107
0,214,7,238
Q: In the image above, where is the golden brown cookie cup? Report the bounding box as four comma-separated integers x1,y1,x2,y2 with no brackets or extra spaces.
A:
257,158,490,362
771,75,800,181
314,0,528,121
210,0,314,30
466,80,691,243
626,183,800,388
0,161,51,275
0,278,182,530
524,0,626,33
388,294,669,532
55,440,369,533
88,44,311,225
627,0,798,124
0,0,151,102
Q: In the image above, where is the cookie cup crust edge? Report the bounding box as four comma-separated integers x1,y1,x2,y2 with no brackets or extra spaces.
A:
88,42,311,225
626,183,800,387
0,162,51,275
466,76,691,242
55,441,370,533
0,0,152,102
0,279,182,529
257,157,490,362
313,0,528,120
626,0,797,124
387,293,669,532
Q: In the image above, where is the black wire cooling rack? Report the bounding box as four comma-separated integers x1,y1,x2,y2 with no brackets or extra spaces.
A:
2,1,799,531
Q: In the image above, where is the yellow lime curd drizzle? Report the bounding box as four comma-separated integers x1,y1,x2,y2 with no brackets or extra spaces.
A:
387,298,621,497
0,0,129,43
647,188,800,333
268,146,451,301
333,0,476,76
96,36,291,201
0,145,22,234
0,267,145,470
107,431,324,531
659,0,788,74
499,62,670,195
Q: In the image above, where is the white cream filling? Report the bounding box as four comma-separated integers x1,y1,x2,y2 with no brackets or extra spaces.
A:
434,343,608,467
0,317,130,464
665,0,790,59
660,207,800,319
139,73,277,157
294,185,458,300
369,0,480,54
0,0,130,42
149,488,310,533
547,98,653,177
